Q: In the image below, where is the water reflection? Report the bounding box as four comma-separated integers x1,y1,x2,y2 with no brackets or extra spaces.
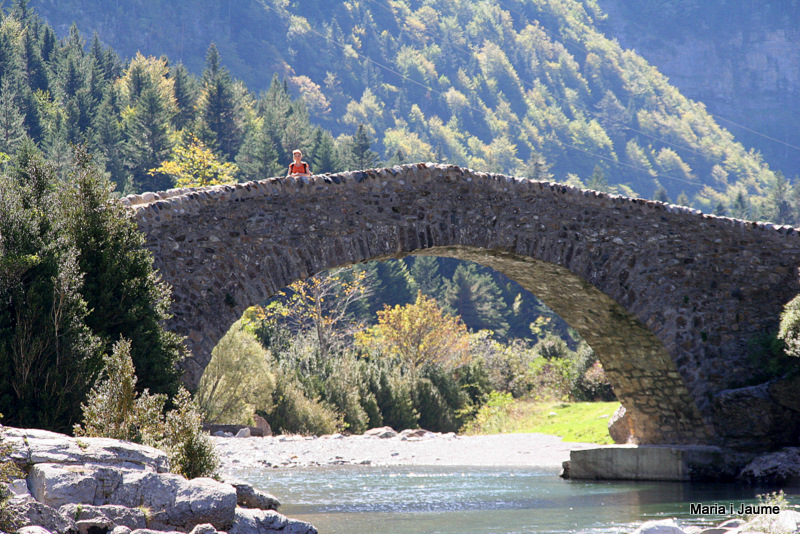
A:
227,465,799,534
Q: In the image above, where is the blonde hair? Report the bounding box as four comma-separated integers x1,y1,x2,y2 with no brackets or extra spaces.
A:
292,149,302,156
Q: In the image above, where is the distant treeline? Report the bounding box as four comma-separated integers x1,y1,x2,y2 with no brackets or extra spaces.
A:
15,0,800,225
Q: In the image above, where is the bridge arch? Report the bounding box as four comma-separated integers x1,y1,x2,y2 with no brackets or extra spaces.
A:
128,163,800,447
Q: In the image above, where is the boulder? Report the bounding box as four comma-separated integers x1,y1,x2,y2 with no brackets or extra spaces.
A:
253,416,272,437
224,478,280,510
188,524,218,534
17,527,53,534
738,447,800,484
29,464,237,531
228,508,317,534
2,428,168,473
29,464,125,508
235,428,251,438
364,427,397,439
712,383,799,449
59,504,147,532
110,471,237,531
608,405,633,444
768,375,800,413
630,519,686,534
6,499,76,534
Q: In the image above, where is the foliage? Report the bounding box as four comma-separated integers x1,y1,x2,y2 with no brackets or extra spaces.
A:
197,321,275,425
1,0,793,224
162,387,220,480
779,295,800,359
0,146,102,432
264,269,372,357
356,292,472,370
150,134,238,187
742,491,789,534
75,339,218,479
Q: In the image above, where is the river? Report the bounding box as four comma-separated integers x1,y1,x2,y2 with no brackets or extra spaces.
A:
226,464,799,533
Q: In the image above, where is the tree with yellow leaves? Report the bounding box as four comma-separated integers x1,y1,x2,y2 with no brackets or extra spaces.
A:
261,269,372,357
150,134,238,187
356,292,472,371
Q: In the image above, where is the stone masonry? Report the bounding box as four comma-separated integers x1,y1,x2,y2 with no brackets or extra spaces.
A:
125,163,800,449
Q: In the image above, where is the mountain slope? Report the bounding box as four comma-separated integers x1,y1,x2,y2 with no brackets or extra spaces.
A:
24,0,796,221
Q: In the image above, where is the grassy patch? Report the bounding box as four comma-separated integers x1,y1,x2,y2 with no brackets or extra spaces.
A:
463,394,619,444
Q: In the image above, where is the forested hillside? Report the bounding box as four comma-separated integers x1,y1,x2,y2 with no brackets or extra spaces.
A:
21,0,800,224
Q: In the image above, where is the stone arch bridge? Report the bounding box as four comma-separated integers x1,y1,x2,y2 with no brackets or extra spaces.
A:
126,163,800,449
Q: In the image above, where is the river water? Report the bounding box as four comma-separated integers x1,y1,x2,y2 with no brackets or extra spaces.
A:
227,464,799,533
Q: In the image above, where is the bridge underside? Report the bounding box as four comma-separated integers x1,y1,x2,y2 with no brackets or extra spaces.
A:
407,246,711,445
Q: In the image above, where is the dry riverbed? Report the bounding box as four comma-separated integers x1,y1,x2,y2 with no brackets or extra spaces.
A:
212,428,597,470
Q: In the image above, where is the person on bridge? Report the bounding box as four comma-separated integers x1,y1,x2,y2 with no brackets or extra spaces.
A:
287,149,312,177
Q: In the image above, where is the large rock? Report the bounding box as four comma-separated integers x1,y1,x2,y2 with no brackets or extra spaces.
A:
104,471,237,531
29,464,125,508
769,375,800,413
224,478,280,510
228,508,317,534
2,428,168,473
59,504,147,533
29,464,237,531
712,383,799,449
607,405,633,444
6,499,75,534
738,447,800,484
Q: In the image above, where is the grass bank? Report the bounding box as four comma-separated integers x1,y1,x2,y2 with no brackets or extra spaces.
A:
462,393,620,444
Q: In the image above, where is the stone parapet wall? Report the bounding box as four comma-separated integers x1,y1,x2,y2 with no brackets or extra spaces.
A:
130,163,800,448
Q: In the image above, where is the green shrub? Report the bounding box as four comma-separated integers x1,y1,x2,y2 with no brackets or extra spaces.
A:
262,380,342,435
162,388,219,480
779,295,800,358
75,339,218,479
197,321,275,425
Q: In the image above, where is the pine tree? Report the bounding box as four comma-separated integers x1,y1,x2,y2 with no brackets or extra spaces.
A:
309,127,339,174
347,124,379,170
444,263,509,337
236,120,281,180
196,44,243,161
170,63,197,131
408,256,444,299
0,79,28,154
124,84,175,192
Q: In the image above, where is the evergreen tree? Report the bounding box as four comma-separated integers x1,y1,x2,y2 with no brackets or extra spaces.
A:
170,63,198,131
730,190,750,220
408,256,444,299
347,123,379,170
653,181,670,203
309,127,339,174
62,148,183,397
0,79,28,153
123,84,175,192
236,120,281,180
765,171,793,224
196,44,243,161
444,263,509,337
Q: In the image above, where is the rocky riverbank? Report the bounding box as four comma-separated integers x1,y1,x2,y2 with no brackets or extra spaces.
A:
0,427,316,534
211,427,597,470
